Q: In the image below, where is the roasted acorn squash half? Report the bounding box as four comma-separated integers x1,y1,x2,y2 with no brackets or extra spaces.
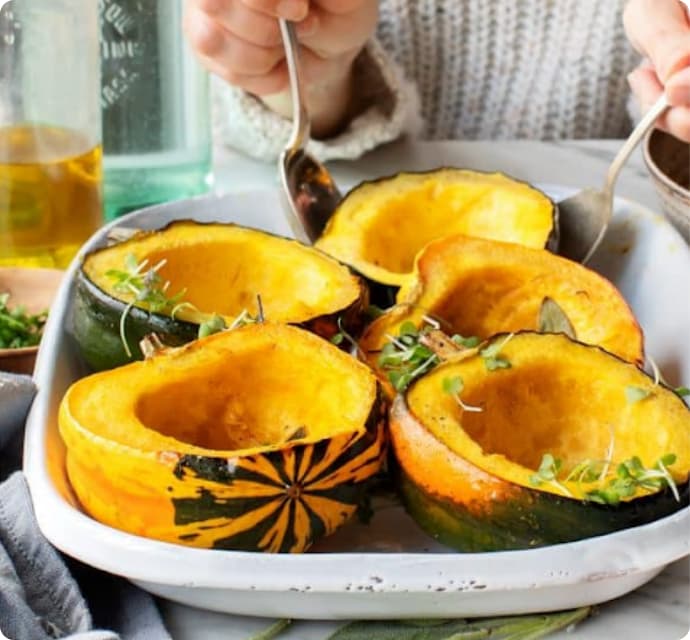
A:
315,169,557,293
390,332,690,552
73,221,368,371
59,323,386,553
360,234,644,390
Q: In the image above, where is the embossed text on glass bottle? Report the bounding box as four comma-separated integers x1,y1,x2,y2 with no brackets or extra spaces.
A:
100,0,212,220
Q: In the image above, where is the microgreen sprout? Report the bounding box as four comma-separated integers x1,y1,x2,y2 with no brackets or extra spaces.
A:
198,296,265,339
530,450,679,505
643,356,690,402
228,308,260,330
0,292,47,349
377,321,439,391
585,454,680,505
479,333,514,371
330,316,365,359
451,334,481,349
442,375,483,412
376,318,483,392
198,314,226,338
106,254,188,358
648,356,662,387
529,454,573,497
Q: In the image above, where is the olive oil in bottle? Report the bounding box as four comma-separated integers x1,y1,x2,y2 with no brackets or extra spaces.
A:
0,125,103,268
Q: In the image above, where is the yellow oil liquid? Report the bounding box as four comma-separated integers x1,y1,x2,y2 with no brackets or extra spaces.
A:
0,125,103,268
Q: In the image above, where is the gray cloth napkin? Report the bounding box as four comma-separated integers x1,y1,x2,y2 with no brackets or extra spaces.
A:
0,372,171,640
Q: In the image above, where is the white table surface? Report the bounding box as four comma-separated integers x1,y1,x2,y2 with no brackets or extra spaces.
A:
158,138,690,640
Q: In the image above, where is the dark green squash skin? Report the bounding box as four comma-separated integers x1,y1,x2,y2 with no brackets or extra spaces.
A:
72,263,370,372
71,274,199,371
169,387,387,552
396,467,689,552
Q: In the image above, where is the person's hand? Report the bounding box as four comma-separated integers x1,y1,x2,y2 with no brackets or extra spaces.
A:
183,0,379,137
624,0,690,142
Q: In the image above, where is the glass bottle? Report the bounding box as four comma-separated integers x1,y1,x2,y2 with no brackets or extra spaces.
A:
0,0,103,268
99,0,212,221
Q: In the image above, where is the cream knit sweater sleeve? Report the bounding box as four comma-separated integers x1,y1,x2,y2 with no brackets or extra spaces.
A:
212,0,641,162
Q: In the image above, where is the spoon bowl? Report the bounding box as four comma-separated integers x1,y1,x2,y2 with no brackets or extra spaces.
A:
557,94,669,264
278,20,341,244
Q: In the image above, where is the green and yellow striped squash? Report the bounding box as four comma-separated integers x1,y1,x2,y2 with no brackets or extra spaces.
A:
73,221,369,371
59,323,386,553
390,332,690,552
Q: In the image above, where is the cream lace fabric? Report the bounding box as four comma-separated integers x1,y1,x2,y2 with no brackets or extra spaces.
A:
212,0,641,162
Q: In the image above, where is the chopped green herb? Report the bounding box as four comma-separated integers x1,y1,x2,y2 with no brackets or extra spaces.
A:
0,292,48,349
675,386,690,398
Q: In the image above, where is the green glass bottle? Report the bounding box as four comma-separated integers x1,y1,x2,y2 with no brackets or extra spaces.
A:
100,0,212,221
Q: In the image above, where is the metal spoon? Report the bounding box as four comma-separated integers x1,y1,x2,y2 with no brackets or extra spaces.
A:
277,19,341,244
557,94,669,264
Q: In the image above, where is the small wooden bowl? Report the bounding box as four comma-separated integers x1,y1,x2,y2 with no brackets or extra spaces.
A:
643,129,690,243
0,267,64,375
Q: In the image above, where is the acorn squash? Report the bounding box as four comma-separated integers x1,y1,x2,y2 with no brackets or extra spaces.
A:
73,221,368,371
390,332,690,552
360,234,644,388
314,169,557,292
59,323,385,553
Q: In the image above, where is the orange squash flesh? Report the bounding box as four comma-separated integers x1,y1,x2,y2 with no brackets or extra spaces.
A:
59,323,385,552
84,221,363,326
315,169,557,287
361,235,644,387
389,332,690,550
75,221,369,371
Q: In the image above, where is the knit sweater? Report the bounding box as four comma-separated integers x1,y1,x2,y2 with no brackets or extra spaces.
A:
212,0,642,162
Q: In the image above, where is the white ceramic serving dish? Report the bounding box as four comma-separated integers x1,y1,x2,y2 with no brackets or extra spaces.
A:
24,186,690,620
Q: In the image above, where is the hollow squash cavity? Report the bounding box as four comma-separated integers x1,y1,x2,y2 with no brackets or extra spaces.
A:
84,221,362,324
405,333,690,496
360,235,643,377
316,169,557,286
65,323,376,456
59,323,385,553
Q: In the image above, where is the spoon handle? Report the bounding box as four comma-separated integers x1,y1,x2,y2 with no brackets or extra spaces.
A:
605,93,669,194
279,19,310,153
